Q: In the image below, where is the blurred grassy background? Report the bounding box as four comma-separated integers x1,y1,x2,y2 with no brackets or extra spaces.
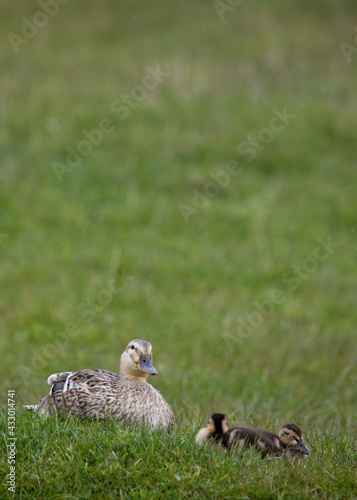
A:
1,0,357,433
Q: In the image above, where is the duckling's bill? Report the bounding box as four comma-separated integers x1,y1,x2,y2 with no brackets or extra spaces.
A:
138,354,158,375
298,440,309,455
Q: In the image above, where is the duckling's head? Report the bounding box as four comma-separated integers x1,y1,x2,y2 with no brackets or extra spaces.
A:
120,339,158,381
195,413,229,445
278,423,310,458
208,413,229,435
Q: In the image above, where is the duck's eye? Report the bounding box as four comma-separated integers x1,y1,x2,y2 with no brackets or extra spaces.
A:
130,345,135,350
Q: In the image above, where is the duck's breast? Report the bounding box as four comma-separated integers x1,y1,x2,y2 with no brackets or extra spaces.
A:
113,381,175,431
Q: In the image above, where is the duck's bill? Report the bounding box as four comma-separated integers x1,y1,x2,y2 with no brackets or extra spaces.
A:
298,440,310,455
138,355,158,375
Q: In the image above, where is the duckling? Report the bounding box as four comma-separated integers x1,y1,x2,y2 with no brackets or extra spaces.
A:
196,414,309,459
195,413,229,447
27,339,175,432
226,421,310,459
273,423,310,460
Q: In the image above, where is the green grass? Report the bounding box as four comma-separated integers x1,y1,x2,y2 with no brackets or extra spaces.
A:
1,412,356,499
1,0,357,497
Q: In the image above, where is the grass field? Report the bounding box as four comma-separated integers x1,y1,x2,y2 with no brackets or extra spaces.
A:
1,0,357,498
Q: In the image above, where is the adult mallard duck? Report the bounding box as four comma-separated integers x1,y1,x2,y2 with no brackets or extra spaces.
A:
27,339,175,431
196,413,309,459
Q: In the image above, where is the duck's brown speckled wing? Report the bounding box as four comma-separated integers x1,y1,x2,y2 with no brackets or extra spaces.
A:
61,369,120,419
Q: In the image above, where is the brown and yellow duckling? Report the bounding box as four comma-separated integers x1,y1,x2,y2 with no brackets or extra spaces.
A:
196,413,309,460
25,339,175,432
195,413,230,447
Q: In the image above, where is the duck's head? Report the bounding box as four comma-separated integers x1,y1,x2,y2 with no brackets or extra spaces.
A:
278,423,310,458
119,339,158,381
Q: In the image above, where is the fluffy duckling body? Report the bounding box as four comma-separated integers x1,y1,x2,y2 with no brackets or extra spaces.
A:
196,414,309,459
28,339,175,431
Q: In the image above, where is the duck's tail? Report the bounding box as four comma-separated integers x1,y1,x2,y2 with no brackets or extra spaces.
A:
22,373,72,417
23,393,55,417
